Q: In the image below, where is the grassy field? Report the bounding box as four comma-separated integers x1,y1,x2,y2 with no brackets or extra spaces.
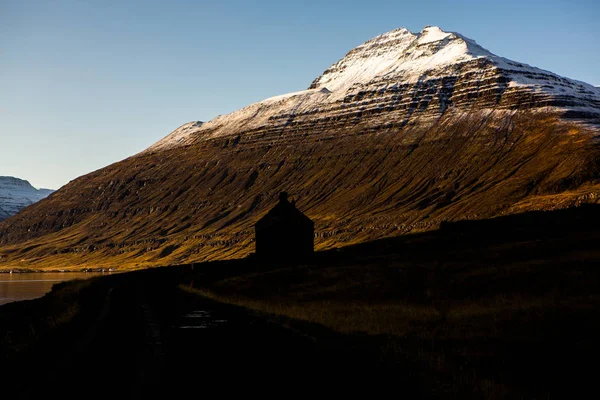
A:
181,205,600,397
2,205,599,398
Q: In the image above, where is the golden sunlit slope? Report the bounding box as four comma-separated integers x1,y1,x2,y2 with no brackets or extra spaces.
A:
0,110,598,270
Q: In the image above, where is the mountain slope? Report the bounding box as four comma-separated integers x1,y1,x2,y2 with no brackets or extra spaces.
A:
1,26,599,270
0,177,54,221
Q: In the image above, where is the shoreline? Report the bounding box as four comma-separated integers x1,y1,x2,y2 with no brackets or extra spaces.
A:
0,270,118,308
0,267,121,274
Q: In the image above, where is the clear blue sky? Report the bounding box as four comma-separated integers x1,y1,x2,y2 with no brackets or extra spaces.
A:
1,0,598,189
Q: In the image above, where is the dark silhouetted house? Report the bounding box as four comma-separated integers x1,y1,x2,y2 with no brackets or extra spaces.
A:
255,192,314,260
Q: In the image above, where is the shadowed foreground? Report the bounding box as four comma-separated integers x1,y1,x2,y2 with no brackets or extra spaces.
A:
1,268,420,399
2,205,600,398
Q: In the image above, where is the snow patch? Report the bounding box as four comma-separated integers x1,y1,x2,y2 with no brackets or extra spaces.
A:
147,121,204,152
261,87,331,103
418,26,452,44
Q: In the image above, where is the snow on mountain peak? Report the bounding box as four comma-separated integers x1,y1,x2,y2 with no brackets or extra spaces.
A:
418,26,452,44
146,26,600,152
309,26,493,93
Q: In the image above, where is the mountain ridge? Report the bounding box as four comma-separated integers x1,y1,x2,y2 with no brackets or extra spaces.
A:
148,26,600,153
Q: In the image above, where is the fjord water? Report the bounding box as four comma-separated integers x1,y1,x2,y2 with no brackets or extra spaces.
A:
0,272,108,306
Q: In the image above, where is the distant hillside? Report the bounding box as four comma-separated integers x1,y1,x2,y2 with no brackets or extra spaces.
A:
0,176,54,221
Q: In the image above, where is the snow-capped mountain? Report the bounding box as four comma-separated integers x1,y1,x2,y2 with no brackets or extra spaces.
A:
148,26,600,152
0,177,54,221
2,26,600,270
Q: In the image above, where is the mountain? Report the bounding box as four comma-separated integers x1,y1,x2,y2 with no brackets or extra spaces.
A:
148,26,599,153
0,177,54,221
1,26,599,270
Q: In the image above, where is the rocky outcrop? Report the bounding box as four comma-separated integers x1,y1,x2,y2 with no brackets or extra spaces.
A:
1,27,599,270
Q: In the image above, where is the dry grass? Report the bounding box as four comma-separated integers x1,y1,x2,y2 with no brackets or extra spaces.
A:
176,208,600,397
182,285,440,336
0,276,107,359
182,264,599,398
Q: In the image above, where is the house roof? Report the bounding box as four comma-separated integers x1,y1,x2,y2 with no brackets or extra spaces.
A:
256,192,313,229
